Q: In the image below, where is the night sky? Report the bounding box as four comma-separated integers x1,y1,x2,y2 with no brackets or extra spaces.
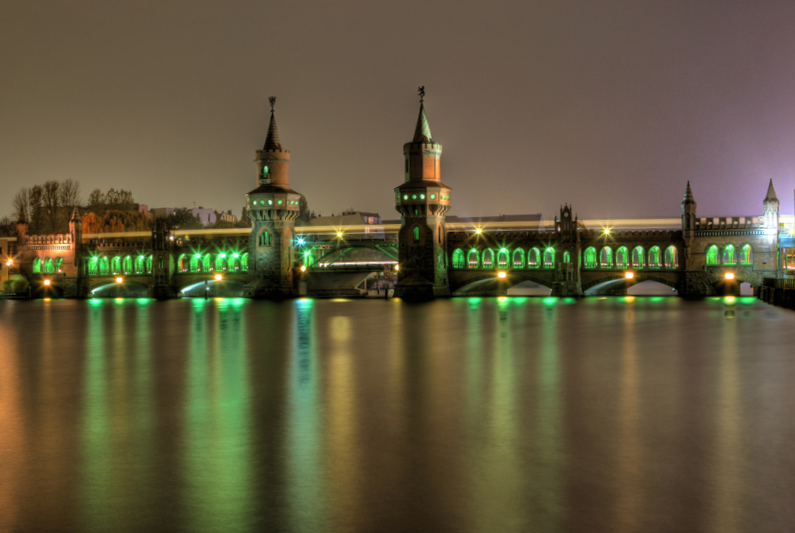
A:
3,1,795,222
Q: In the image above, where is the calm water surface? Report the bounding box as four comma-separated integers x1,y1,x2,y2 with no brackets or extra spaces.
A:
0,297,794,533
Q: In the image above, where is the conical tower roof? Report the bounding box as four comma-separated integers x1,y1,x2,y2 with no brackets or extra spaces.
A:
765,179,778,202
71,206,81,222
413,103,433,143
682,181,696,204
263,111,282,151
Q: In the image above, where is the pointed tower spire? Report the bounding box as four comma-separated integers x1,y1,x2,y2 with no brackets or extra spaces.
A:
683,181,695,204
263,96,282,151
413,103,433,143
765,179,778,202
71,206,82,222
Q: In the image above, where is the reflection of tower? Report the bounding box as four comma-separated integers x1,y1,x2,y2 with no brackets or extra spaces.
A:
151,218,175,299
394,94,451,299
244,97,302,299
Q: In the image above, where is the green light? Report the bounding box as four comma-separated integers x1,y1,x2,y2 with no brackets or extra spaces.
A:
430,194,436,199
501,248,507,253
420,194,425,199
411,194,417,200
403,195,408,200
278,200,283,205
263,165,269,174
219,253,226,258
92,257,98,262
547,247,553,252
194,254,201,258
268,200,273,205
233,253,239,258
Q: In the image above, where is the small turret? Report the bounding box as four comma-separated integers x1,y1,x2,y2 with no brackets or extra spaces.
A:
763,179,779,231
255,96,291,189
682,181,697,234
16,210,28,246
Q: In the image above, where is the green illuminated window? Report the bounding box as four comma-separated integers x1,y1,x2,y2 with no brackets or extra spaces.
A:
563,251,571,263
263,165,269,175
616,247,628,268
600,247,612,268
99,257,109,275
403,195,408,200
43,257,54,274
528,248,540,268
54,257,63,272
740,244,752,265
420,194,425,200
497,249,509,268
648,246,662,268
111,256,121,275
413,226,420,243
215,254,227,271
513,249,525,268
135,255,146,274
412,194,417,200
584,247,597,269
259,230,272,247
706,245,719,265
631,246,644,268
722,244,736,265
543,248,554,268
203,254,213,272
278,200,283,205
241,253,249,272
430,194,436,200
482,249,494,268
452,248,465,269
88,258,98,276
664,246,678,268
146,255,152,274
268,199,273,205
123,256,133,274
467,249,479,268
32,258,42,273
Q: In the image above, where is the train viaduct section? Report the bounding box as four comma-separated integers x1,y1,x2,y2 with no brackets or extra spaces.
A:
1,97,786,299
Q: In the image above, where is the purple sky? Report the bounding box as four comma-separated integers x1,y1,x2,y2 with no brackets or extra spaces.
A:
3,1,795,221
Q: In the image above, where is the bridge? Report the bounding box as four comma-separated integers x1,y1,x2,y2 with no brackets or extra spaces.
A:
1,96,791,299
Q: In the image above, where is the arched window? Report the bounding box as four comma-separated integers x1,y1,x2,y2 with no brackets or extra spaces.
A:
123,256,133,274
43,257,54,273
146,255,153,274
241,253,249,272
648,247,661,268
706,245,719,265
467,249,479,268
543,248,554,268
482,249,494,268
88,257,98,276
229,254,241,271
54,257,63,272
497,249,509,268
452,249,465,269
135,256,146,274
631,246,644,268
528,248,540,268
664,246,678,268
99,257,109,275
258,230,272,247
563,251,571,263
190,254,201,272
599,247,612,268
215,254,227,271
203,254,213,272
616,247,628,269
584,247,597,269
413,226,420,243
111,256,121,274
740,244,753,265
32,258,42,273
512,249,525,268
177,255,187,272
722,244,736,265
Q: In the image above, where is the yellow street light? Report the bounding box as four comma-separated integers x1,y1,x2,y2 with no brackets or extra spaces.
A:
725,272,735,280
394,264,400,271
115,277,123,284
300,265,307,272
214,273,223,281
43,279,51,286
497,271,507,279
625,271,634,279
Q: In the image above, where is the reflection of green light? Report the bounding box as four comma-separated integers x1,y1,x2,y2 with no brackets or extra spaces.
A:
137,298,150,304
563,297,576,304
650,296,664,303
739,297,756,305
724,296,736,306
231,298,245,307
114,298,124,305
543,297,557,306
89,299,102,306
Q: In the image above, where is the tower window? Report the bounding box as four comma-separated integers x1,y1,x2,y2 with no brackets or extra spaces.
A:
258,230,273,247
413,226,420,243
263,165,269,175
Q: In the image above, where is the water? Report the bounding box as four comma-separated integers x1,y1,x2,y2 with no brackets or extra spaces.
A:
1,297,793,533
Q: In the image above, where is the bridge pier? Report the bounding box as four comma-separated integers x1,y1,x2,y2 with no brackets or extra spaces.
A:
551,281,583,297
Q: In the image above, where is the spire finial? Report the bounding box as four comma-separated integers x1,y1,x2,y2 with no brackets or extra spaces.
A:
269,96,276,113
418,86,425,104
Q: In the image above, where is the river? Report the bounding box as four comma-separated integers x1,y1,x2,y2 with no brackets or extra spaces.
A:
0,296,793,532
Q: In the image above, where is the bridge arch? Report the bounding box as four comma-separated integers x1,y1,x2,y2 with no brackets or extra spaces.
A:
451,271,555,295
583,272,679,295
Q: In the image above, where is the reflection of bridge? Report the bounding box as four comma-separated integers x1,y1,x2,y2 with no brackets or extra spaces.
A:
1,96,791,299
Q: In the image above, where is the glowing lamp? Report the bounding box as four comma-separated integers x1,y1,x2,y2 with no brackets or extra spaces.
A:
232,253,239,258
219,253,226,258
336,231,343,238
395,264,400,271
725,272,735,280
475,228,482,235
297,238,305,246
497,271,507,279
300,265,307,272
6,260,12,266
625,271,634,279
115,277,123,284
603,229,611,235
214,273,222,281
43,279,51,286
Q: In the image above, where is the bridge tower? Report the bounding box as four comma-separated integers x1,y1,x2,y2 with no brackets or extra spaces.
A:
68,207,89,298
551,204,583,296
394,92,451,299
243,97,302,299
681,181,697,267
151,219,176,299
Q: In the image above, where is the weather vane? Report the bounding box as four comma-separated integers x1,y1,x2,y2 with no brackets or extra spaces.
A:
418,86,425,103
269,96,276,112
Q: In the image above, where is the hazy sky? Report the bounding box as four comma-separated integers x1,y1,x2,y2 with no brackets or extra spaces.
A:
3,0,795,221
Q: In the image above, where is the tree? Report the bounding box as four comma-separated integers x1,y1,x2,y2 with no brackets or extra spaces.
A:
0,216,15,237
28,185,43,234
297,195,312,225
42,180,60,233
12,189,29,221
164,209,203,230
59,179,81,210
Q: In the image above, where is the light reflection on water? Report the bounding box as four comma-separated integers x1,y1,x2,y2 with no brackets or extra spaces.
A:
0,297,794,532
